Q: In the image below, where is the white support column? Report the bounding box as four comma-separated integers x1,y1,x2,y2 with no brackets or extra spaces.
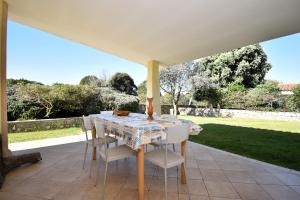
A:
146,60,161,116
0,1,10,157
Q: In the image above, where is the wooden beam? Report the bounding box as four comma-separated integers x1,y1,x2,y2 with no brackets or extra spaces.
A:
181,140,187,184
0,1,10,157
137,145,144,200
0,1,10,156
92,126,97,160
0,3,42,189
0,0,7,188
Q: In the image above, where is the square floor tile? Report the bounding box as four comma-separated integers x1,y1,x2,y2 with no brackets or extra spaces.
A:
261,184,300,200
274,173,300,186
250,172,284,185
224,170,256,183
232,183,272,200
204,181,240,199
201,169,229,182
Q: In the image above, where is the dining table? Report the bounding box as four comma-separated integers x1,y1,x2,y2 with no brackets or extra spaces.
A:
89,112,202,200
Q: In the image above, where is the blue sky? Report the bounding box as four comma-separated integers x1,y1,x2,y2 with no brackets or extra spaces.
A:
7,21,300,85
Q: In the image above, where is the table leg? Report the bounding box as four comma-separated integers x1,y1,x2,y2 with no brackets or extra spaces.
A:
92,126,97,160
137,144,144,200
181,140,187,184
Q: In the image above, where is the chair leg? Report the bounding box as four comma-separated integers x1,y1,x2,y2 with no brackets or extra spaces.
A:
83,143,88,169
153,166,159,177
103,162,108,200
89,149,94,178
164,168,168,200
186,179,191,200
94,155,102,185
115,140,118,147
173,144,176,152
145,144,148,152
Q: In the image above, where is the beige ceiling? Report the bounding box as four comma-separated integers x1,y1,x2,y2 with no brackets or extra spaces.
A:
6,0,300,66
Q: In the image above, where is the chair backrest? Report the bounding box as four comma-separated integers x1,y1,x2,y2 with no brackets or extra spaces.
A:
166,124,189,144
82,116,92,131
94,119,106,140
160,114,177,121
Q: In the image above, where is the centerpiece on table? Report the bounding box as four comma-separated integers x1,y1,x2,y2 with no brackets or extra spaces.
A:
113,110,129,116
147,97,153,120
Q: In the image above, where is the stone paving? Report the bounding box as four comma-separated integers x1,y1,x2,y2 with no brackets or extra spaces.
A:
1,137,300,200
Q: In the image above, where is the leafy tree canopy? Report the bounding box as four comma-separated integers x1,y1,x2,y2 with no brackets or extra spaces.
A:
7,78,43,87
226,83,246,92
160,62,195,113
289,86,300,112
109,73,137,96
197,44,271,88
137,80,147,103
256,80,279,93
79,75,105,87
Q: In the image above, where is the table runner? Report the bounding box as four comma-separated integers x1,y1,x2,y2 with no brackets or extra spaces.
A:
89,113,202,150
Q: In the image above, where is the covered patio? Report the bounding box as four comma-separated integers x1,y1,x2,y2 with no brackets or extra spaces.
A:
1,0,300,200
2,139,300,200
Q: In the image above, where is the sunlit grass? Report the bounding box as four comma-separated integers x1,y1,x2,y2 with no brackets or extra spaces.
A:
9,127,82,143
180,116,300,171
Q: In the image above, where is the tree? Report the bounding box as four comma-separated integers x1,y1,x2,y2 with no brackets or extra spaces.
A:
137,80,147,103
7,78,43,87
257,80,279,93
197,44,271,88
50,84,103,117
188,62,221,107
109,73,137,96
288,86,300,112
227,83,246,92
100,87,139,112
79,75,105,87
16,84,55,118
245,87,279,109
160,62,195,114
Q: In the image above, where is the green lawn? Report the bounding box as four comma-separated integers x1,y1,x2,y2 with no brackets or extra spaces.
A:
180,116,300,171
9,127,82,143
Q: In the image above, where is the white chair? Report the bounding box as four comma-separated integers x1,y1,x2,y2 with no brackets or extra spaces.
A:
81,116,118,169
159,114,177,121
145,124,190,200
147,114,177,152
92,119,135,194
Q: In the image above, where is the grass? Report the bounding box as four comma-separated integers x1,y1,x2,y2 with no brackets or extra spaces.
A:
9,127,82,143
180,116,300,171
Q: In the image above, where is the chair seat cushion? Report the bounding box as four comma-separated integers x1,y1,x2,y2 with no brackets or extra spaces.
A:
145,149,184,168
103,136,118,144
100,144,135,162
88,136,117,145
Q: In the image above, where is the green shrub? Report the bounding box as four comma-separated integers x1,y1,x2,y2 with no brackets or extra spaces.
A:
137,80,146,103
50,84,102,118
109,73,137,95
100,88,139,112
221,91,247,109
227,84,246,92
257,80,279,93
8,84,45,121
79,75,106,87
288,86,300,112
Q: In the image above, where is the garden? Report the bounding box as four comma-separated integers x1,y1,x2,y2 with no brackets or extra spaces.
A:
7,44,300,171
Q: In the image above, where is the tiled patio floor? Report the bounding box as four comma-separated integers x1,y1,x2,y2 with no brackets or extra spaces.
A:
1,140,300,200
